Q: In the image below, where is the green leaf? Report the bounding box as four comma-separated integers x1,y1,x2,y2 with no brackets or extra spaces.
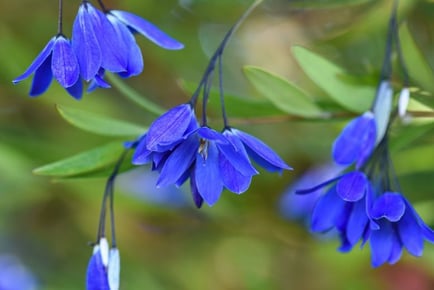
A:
107,74,165,116
243,66,325,118
57,105,146,137
399,24,434,105
179,80,282,117
34,142,125,177
292,46,375,112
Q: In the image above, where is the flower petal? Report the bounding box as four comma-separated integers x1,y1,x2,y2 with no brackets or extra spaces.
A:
13,37,55,84
51,36,80,87
145,104,194,151
190,173,204,208
336,171,367,202
397,204,424,257
132,136,153,165
346,199,369,246
370,220,394,267
233,128,291,172
332,112,376,167
219,152,252,194
108,248,120,290
65,78,83,100
86,247,109,290
72,3,102,81
197,127,228,144
110,10,184,50
370,193,406,222
311,186,346,232
29,54,53,96
157,134,198,187
195,142,223,206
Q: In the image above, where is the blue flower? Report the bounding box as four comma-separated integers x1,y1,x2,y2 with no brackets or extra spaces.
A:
0,254,39,290
13,35,82,99
86,238,120,290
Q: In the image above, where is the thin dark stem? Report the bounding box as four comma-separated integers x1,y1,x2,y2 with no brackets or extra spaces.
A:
97,0,108,12
57,0,63,35
218,55,229,128
96,149,129,242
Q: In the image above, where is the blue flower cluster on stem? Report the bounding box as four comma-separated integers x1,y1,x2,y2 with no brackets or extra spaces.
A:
296,0,434,267
130,0,290,207
13,0,183,99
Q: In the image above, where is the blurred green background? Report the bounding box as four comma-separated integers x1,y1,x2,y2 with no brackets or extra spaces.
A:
1,0,434,289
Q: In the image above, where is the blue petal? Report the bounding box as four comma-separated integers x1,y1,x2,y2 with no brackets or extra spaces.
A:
87,70,111,93
110,10,184,50
90,7,127,72
107,13,144,77
370,193,406,222
402,198,434,243
65,79,83,100
132,136,152,165
336,171,367,202
13,37,55,84
370,220,394,267
157,134,198,187
197,127,228,144
332,112,376,167
29,54,53,96
346,199,369,246
190,173,204,208
218,130,258,176
145,104,194,151
72,3,102,81
397,204,424,257
388,233,403,265
365,182,380,230
233,128,291,172
86,248,109,290
311,186,346,232
219,152,252,194
194,142,223,206
51,36,80,87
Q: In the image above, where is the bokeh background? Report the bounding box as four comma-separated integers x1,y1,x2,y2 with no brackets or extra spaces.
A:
1,0,434,289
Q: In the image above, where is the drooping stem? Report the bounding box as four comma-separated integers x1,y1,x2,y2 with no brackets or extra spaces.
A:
96,149,129,242
97,0,108,12
57,0,63,35
218,55,229,128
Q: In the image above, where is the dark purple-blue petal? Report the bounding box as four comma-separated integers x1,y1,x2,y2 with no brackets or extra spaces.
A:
346,198,369,246
370,192,406,222
195,142,223,206
233,128,291,172
90,6,127,72
145,104,194,151
65,79,83,100
110,10,184,50
370,220,394,267
387,233,403,265
336,171,367,202
190,173,204,208
197,127,228,144
332,112,376,166
157,134,198,187
132,137,153,165
107,13,144,77
72,3,102,81
51,36,80,87
219,152,252,194
397,204,424,257
13,37,55,84
29,54,53,96
86,249,109,290
218,130,258,176
311,186,346,232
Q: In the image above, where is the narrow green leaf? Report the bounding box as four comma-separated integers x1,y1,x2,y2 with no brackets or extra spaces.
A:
292,46,375,112
34,142,125,177
243,66,325,118
399,24,434,104
107,74,164,116
57,105,146,137
180,80,282,117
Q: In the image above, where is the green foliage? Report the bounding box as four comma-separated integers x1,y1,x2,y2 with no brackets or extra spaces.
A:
243,66,325,118
33,142,125,177
57,105,146,137
292,46,375,112
289,0,375,9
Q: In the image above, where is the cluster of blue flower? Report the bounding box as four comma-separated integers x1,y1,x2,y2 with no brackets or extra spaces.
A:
295,3,434,267
13,0,183,99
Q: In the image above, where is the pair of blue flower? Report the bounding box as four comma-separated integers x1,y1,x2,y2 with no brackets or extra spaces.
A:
86,238,119,290
300,81,434,267
131,104,291,207
13,1,183,99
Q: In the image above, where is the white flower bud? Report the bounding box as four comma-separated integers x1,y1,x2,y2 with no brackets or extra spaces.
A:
108,248,120,290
